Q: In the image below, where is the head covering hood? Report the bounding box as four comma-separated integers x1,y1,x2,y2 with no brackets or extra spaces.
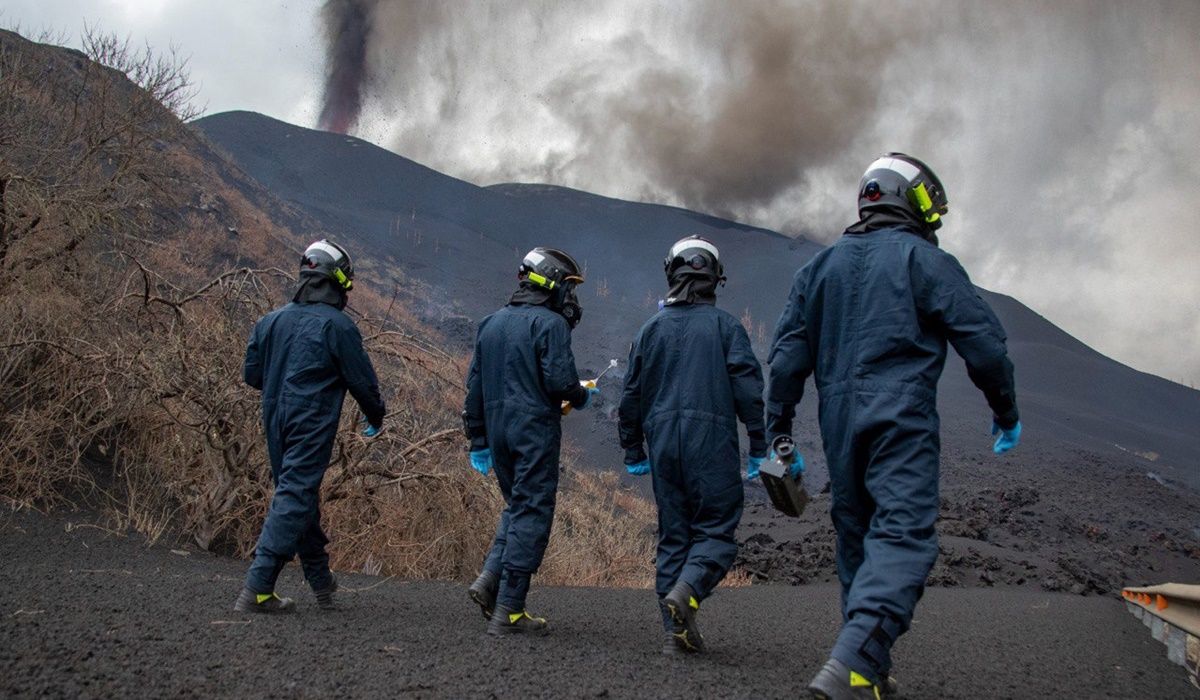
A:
509,283,554,308
292,270,348,309
845,207,940,247
664,274,718,306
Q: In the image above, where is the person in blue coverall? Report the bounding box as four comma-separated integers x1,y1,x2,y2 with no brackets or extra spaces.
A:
462,247,598,636
234,240,386,614
619,236,767,655
766,154,1021,699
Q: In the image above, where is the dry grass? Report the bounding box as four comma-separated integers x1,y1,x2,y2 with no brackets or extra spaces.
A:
0,26,659,589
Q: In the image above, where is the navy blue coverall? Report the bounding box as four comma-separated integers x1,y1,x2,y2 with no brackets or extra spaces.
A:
463,303,588,609
766,226,1018,681
243,301,385,593
619,303,767,605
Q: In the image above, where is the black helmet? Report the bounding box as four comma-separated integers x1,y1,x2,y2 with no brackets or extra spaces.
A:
858,153,948,232
300,239,354,291
664,235,724,286
518,247,585,327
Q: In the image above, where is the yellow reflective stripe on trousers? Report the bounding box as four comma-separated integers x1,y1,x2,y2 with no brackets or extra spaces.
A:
849,670,881,699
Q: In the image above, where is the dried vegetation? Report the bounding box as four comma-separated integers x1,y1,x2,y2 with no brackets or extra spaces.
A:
0,28,653,588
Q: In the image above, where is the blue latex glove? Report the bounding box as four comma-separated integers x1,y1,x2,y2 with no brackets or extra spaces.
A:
469,448,494,476
580,385,601,409
361,417,383,438
626,459,650,476
992,420,1022,454
746,456,766,480
786,451,806,479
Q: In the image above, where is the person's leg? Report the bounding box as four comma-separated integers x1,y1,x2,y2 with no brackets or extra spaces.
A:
243,412,290,594
657,421,741,653
820,394,871,619
676,472,742,600
482,445,515,577
244,423,335,595
829,460,874,621
297,505,332,592
651,453,690,604
663,420,742,600
495,417,560,613
831,396,941,683
471,445,514,620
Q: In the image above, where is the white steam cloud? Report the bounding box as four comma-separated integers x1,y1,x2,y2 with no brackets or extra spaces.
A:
322,0,1200,386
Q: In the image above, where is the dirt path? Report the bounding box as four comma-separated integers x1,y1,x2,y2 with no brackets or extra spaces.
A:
0,511,1191,699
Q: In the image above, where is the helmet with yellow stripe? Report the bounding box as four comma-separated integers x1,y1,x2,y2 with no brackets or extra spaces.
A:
300,239,355,291
518,247,585,327
858,153,948,233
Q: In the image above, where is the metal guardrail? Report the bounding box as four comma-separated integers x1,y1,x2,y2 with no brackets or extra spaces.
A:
1122,583,1200,689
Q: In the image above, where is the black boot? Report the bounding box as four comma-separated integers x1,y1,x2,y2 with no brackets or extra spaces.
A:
468,570,499,621
663,581,704,653
313,574,338,611
880,673,898,697
233,588,296,614
487,604,549,636
659,599,690,656
807,658,884,700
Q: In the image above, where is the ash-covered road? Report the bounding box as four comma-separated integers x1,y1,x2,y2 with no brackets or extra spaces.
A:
0,512,1191,699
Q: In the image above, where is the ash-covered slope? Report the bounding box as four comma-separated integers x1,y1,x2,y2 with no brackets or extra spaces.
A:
195,110,1200,492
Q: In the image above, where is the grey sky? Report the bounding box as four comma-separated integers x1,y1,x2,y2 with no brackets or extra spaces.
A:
5,0,1198,387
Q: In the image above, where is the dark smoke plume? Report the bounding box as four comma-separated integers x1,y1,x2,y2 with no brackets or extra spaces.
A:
312,0,1200,387
317,0,374,134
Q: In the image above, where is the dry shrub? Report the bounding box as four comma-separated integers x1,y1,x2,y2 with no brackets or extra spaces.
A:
323,457,656,588
314,331,656,587
719,567,753,588
3,250,659,587
0,27,658,588
539,468,656,587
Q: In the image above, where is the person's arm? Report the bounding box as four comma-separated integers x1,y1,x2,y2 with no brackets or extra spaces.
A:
243,321,263,391
766,268,814,441
618,335,647,465
727,319,767,458
538,316,589,408
462,335,488,451
915,249,1019,428
328,319,387,428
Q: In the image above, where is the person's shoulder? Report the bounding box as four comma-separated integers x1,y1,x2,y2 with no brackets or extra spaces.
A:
479,305,509,324
264,302,296,318
535,306,570,333
909,237,963,269
797,244,837,277
305,304,359,335
506,304,567,335
664,303,739,331
638,308,666,332
711,306,753,339
257,303,297,329
314,302,351,320
708,304,740,324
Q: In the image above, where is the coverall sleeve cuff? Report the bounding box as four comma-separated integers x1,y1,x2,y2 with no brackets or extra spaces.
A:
566,384,590,408
469,435,489,451
363,402,386,428
994,409,1019,430
748,433,768,459
623,446,648,465
765,422,793,446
